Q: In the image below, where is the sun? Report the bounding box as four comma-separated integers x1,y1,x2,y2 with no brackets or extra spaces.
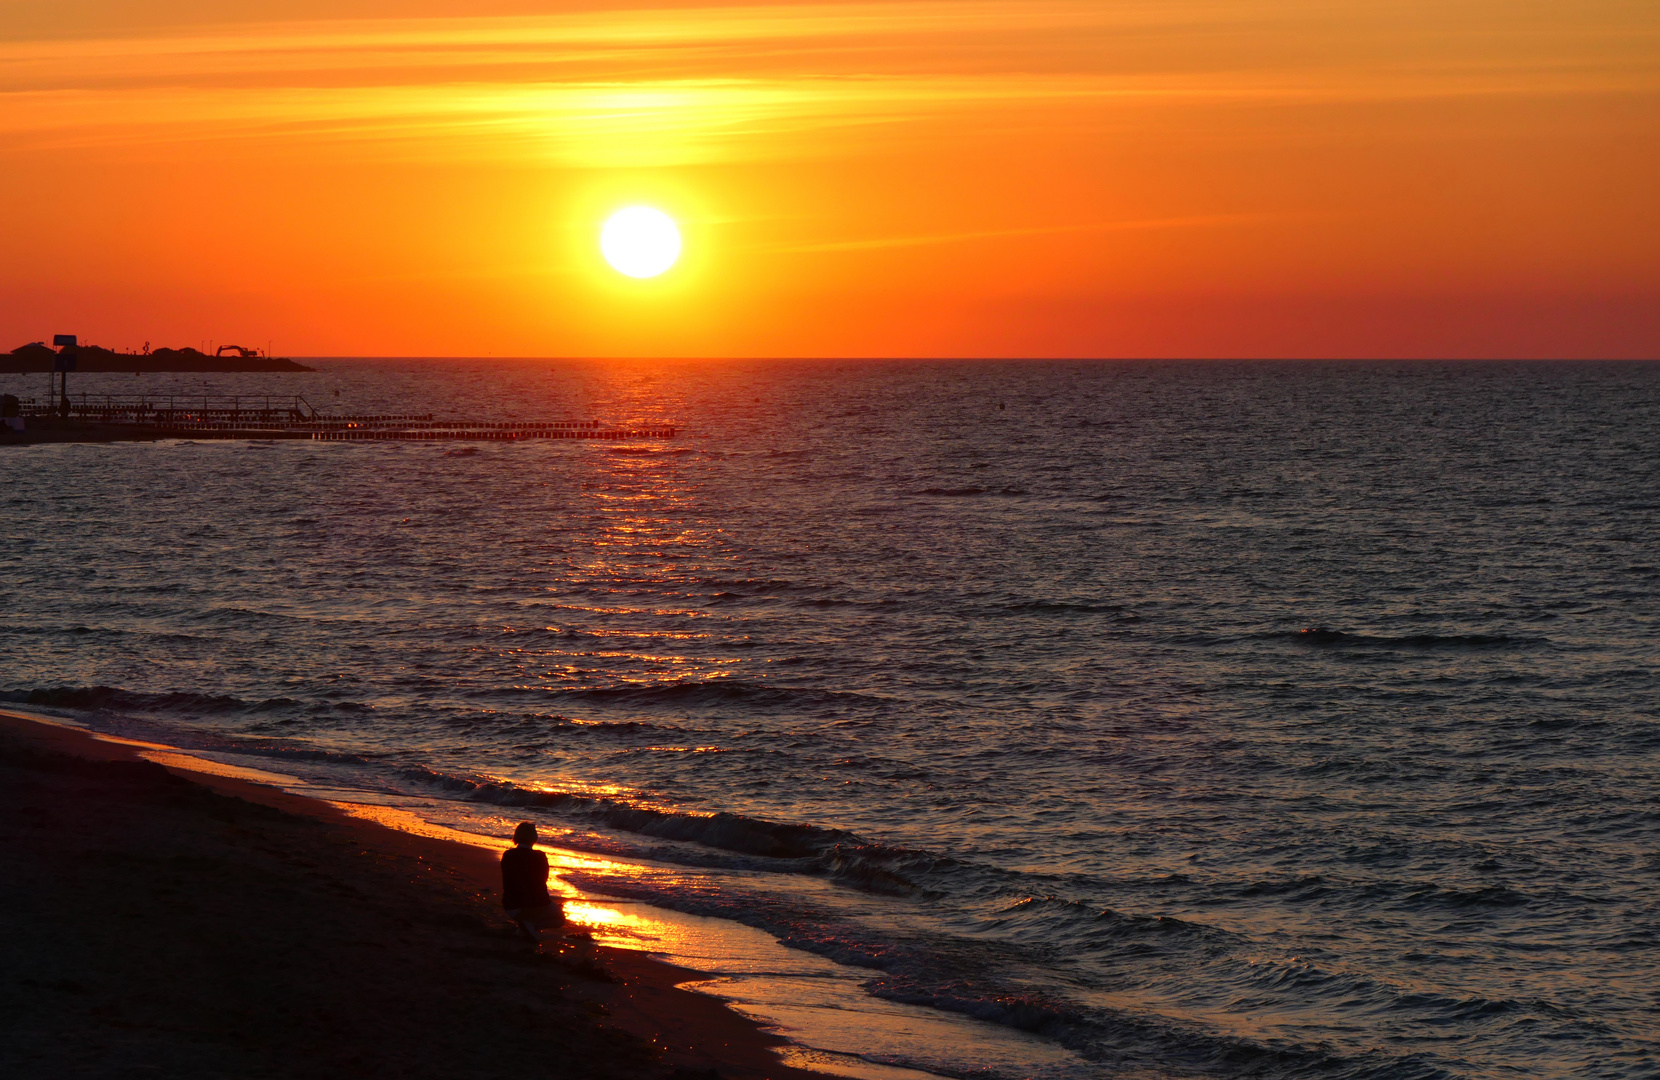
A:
600,207,681,278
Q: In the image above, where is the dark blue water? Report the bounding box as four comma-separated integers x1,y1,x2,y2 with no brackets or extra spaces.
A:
3,359,1657,1080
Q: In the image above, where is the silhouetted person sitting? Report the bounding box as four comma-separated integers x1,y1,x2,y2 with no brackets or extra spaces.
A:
500,822,600,967
501,821,558,944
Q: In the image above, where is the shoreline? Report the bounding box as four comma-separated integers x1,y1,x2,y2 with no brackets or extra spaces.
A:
0,708,835,1080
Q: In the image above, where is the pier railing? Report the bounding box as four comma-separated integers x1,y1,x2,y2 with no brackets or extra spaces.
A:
15,393,324,423
3,393,677,443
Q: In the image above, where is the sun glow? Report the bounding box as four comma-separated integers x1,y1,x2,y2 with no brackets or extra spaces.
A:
600,207,681,278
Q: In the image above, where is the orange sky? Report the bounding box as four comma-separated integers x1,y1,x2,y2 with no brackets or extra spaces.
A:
2,0,1657,357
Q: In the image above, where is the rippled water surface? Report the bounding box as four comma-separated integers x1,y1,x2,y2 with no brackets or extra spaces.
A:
3,359,1657,1080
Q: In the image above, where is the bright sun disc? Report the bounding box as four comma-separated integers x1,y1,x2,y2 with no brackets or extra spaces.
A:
600,207,681,278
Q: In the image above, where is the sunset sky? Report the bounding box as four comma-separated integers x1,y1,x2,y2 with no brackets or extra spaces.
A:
2,0,1656,358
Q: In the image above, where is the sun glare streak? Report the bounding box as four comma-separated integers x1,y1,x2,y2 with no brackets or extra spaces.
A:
764,213,1287,253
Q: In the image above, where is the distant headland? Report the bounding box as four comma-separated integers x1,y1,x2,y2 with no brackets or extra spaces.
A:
2,340,313,373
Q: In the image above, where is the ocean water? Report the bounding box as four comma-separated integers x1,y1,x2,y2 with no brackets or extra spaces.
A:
2,359,1657,1080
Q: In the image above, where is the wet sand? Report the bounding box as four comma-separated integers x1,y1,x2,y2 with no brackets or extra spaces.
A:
0,711,829,1080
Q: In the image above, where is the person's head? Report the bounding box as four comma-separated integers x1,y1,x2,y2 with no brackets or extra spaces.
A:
513,821,537,847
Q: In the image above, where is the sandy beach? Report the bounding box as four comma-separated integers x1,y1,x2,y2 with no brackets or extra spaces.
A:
0,711,830,1080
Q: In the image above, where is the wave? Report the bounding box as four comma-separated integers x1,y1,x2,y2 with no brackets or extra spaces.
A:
990,894,1241,952
1,685,300,717
1286,629,1540,649
565,869,1442,1080
687,576,820,594
1002,600,1138,618
401,766,864,859
1234,874,1335,901
398,765,965,894
5,625,204,642
1378,882,1533,911
916,486,1027,497
821,843,964,896
181,606,306,628
544,678,884,711
187,738,379,767
0,685,387,732
566,717,692,736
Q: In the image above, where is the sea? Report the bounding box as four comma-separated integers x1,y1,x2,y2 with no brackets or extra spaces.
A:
2,359,1656,1080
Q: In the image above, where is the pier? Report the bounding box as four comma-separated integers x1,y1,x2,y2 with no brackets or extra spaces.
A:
0,394,677,445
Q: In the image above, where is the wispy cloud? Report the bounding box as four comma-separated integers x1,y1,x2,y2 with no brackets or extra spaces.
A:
1,1,1654,166
765,213,1283,253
